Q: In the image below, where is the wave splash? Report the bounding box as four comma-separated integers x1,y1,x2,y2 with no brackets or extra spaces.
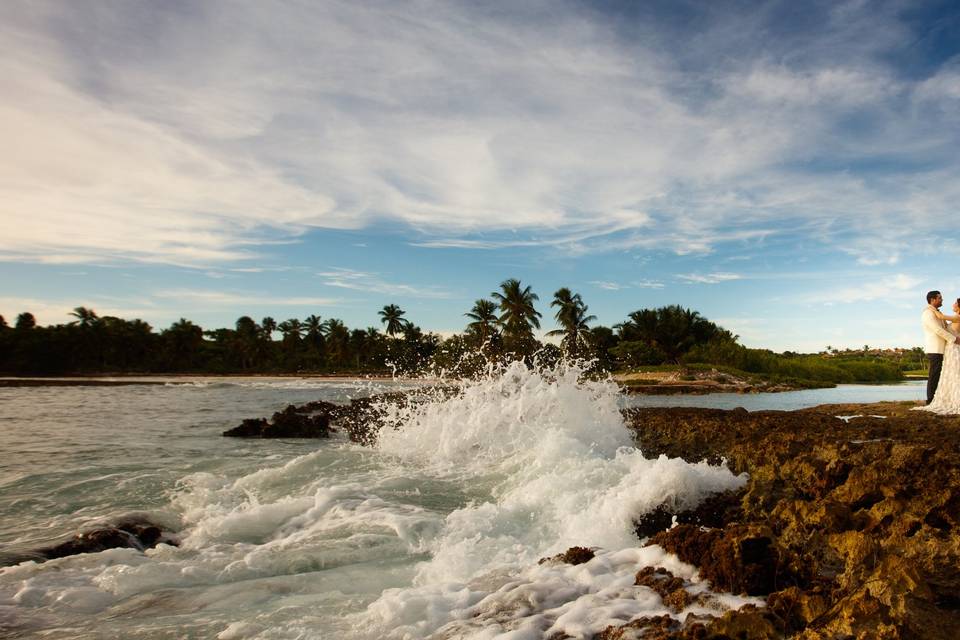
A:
1,362,752,639
359,362,750,638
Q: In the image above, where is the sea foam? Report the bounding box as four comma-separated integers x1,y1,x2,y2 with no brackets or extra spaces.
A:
1,363,752,639
357,362,750,638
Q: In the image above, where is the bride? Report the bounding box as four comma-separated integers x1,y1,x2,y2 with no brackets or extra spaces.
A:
919,299,960,414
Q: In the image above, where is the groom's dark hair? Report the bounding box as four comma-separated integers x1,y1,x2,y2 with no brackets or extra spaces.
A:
927,290,941,303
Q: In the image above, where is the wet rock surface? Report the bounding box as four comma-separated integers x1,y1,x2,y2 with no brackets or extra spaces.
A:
224,388,458,443
615,401,960,639
539,546,596,566
223,402,337,438
2,518,177,566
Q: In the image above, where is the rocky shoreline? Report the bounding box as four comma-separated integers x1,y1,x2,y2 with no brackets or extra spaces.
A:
617,401,960,639
227,393,958,638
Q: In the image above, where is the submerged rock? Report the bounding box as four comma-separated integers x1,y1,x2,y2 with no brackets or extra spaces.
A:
2,518,177,566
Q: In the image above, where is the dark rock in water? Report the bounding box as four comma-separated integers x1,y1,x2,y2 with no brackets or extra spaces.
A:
224,388,460,443
1,518,178,566
538,546,595,566
223,403,336,438
225,417,269,437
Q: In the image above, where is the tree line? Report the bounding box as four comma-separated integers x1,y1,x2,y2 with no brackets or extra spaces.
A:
0,279,903,383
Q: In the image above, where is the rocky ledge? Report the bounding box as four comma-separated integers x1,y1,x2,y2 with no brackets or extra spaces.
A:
613,401,960,639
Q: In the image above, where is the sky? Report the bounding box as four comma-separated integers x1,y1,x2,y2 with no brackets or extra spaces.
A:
2,0,959,352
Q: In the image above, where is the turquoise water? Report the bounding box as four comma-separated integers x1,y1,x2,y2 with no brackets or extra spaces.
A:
0,375,923,639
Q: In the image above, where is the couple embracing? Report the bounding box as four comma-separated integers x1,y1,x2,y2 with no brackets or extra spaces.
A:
919,290,960,413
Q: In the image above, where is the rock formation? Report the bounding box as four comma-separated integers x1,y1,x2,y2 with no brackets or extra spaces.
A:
609,401,960,639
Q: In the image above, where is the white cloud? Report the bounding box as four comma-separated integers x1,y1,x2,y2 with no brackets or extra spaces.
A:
589,280,625,291
802,273,921,305
0,1,956,267
317,268,452,299
0,296,161,327
678,272,743,284
633,279,665,289
154,289,339,307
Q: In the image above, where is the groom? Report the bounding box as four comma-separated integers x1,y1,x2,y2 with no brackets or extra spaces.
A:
922,291,960,404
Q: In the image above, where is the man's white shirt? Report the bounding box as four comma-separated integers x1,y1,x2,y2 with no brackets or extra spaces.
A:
922,305,956,354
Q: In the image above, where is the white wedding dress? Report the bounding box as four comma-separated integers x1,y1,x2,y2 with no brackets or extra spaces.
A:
918,326,960,414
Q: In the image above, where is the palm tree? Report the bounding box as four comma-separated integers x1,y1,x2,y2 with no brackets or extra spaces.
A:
304,314,323,340
278,318,305,341
323,318,350,368
260,317,277,340
617,305,729,364
15,312,36,330
163,318,204,369
491,278,541,353
303,313,325,355
233,316,260,369
379,304,407,337
547,288,596,353
69,306,99,328
464,299,499,344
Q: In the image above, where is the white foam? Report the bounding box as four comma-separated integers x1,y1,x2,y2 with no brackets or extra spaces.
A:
1,362,754,639
357,363,750,638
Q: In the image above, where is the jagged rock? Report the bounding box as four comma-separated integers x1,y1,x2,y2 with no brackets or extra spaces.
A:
634,488,745,538
649,523,800,596
634,566,686,596
634,566,693,613
596,614,685,640
223,404,335,438
766,586,830,634
224,388,460,443
705,605,782,639
538,546,595,565
624,402,960,637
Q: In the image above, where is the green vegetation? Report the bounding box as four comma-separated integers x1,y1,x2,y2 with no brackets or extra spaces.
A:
0,291,911,386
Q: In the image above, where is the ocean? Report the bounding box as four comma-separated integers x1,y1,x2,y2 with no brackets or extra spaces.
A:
0,368,924,638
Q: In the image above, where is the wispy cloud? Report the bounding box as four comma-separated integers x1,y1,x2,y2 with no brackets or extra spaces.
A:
1,2,955,266
678,272,743,284
634,279,666,289
154,290,339,307
317,268,452,299
801,273,922,305
589,280,625,291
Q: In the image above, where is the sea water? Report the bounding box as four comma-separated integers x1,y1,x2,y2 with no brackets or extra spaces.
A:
0,370,918,638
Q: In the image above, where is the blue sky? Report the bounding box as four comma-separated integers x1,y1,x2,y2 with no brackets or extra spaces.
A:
2,0,959,351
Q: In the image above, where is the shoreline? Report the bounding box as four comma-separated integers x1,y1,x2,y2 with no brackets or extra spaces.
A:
616,400,960,637
0,373,401,387
0,373,920,393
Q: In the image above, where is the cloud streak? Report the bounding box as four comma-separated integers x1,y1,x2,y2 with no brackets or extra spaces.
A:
317,268,452,299
678,272,743,285
0,1,957,267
